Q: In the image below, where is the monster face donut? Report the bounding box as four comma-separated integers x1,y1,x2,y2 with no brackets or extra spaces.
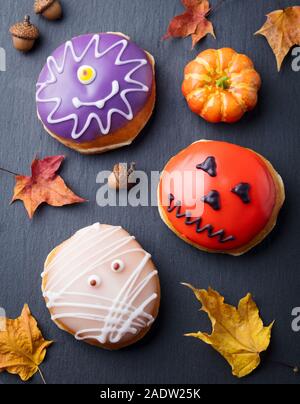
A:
36,33,156,154
158,141,285,255
42,223,160,350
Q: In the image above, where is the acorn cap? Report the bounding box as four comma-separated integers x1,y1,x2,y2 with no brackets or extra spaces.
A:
9,16,39,40
34,0,56,14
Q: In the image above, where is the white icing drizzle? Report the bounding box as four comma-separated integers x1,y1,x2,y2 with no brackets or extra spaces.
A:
36,35,150,139
42,224,158,344
42,225,122,278
72,80,120,109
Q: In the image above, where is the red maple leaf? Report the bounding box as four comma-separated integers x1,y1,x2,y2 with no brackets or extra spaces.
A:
164,0,215,48
12,156,86,218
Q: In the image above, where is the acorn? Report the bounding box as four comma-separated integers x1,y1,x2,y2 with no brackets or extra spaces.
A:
9,16,39,52
34,0,62,20
108,163,136,190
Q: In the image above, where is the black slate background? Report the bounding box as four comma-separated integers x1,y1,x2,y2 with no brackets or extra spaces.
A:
0,0,299,385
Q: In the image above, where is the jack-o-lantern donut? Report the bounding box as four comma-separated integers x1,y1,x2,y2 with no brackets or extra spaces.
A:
36,33,156,154
158,140,285,256
182,48,261,123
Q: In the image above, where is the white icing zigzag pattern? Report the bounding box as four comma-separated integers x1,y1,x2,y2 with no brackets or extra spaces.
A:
36,35,150,139
42,225,158,344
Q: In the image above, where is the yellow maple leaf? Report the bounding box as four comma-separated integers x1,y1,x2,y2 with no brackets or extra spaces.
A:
255,6,300,71
0,304,52,382
183,284,274,378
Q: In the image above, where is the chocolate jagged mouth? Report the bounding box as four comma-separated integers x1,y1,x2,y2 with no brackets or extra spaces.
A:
167,194,235,244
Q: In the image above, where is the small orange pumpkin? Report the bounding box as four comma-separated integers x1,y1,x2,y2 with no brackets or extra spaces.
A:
182,48,261,123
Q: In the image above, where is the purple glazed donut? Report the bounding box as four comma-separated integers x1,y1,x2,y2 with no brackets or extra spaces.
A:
36,33,156,154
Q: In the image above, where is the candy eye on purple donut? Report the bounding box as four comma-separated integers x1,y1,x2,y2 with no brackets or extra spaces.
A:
77,65,97,85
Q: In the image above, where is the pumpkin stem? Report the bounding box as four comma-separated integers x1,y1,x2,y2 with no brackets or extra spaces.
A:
216,76,230,90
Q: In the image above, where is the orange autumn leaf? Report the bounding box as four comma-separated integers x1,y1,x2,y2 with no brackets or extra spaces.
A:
183,284,274,378
164,0,215,48
0,304,52,382
12,155,86,219
255,6,300,71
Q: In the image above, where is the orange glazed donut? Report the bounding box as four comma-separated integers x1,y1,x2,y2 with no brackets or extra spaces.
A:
182,48,261,123
158,140,285,256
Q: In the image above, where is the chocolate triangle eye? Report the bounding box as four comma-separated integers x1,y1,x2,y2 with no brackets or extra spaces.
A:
196,156,217,177
201,190,221,211
231,183,251,204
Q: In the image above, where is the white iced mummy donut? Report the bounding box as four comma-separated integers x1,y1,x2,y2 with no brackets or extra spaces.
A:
42,223,160,350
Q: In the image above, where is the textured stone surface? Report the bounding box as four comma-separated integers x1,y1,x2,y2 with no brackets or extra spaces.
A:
0,0,299,384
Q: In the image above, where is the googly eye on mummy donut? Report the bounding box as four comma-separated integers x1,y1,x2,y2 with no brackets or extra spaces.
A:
36,33,156,154
42,223,160,350
158,140,285,256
